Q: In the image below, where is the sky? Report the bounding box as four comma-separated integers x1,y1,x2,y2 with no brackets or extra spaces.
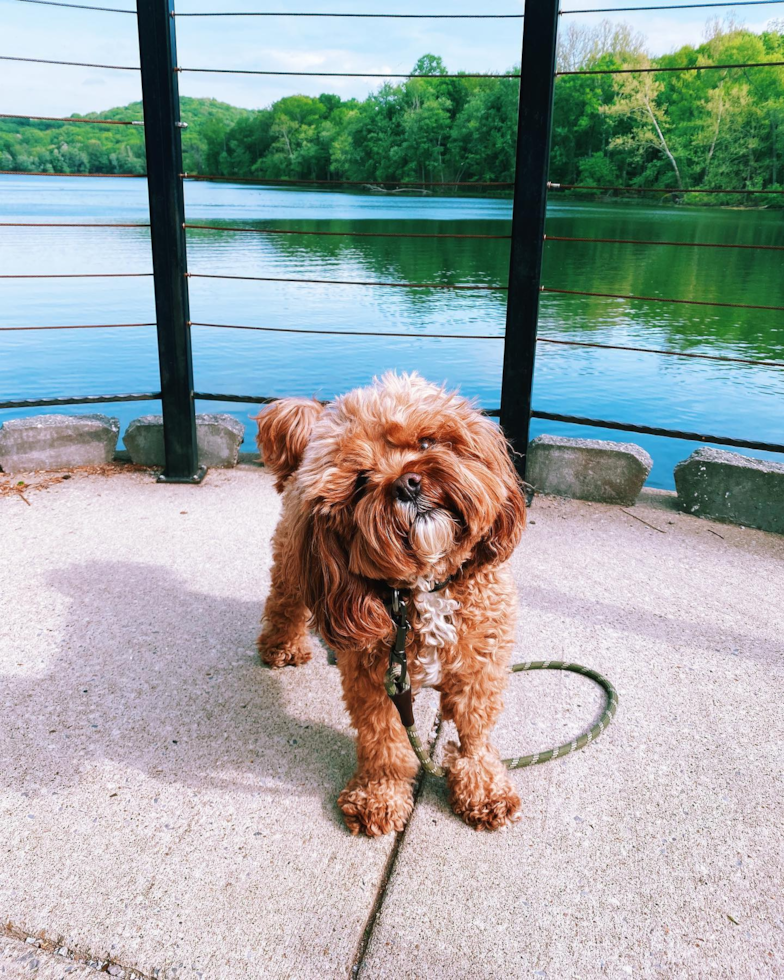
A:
1,0,782,117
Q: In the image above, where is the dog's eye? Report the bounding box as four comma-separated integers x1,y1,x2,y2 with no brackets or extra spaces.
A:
418,437,434,451
354,472,369,493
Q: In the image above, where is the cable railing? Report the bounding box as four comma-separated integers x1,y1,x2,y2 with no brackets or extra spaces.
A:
0,54,139,70
0,272,152,279
183,224,512,241
9,0,135,11
0,222,150,228
561,1,784,12
13,0,783,14
181,175,515,187
2,0,783,481
186,273,508,291
0,170,146,177
1,322,156,331
6,316,784,373
0,112,143,126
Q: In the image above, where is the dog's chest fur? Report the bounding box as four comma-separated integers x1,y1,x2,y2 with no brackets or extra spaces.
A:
411,579,460,688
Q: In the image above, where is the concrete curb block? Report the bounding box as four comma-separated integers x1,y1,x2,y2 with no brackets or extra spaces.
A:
0,414,119,473
527,434,653,505
674,447,784,534
123,414,245,468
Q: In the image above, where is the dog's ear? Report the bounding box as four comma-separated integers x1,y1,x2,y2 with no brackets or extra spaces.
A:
297,510,393,654
253,398,324,493
466,419,527,571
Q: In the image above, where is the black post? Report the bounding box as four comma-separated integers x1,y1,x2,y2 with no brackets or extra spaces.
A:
137,0,204,483
500,0,560,478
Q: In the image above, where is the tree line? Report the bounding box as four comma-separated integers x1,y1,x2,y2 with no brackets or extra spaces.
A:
2,21,782,204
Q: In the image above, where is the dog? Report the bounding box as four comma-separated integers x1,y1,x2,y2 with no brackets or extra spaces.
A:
254,373,527,836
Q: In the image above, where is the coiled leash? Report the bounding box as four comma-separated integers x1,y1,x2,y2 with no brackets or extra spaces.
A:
384,587,619,778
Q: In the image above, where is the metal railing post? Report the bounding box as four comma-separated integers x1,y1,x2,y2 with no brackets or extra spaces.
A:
136,0,204,483
500,0,560,478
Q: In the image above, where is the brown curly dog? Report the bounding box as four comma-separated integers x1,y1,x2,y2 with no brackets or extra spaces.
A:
254,373,526,836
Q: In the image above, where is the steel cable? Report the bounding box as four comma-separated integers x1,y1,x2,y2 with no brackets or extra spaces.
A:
531,410,784,454
562,0,784,12
189,322,783,367
8,0,135,11
181,174,513,187
179,67,521,79
0,112,142,126
0,170,146,177
0,54,138,71
0,392,159,411
0,272,152,279
541,286,784,312
537,337,784,367
0,221,150,227
187,272,507,290
184,223,511,241
549,182,784,194
189,322,503,339
545,234,784,251
175,10,524,16
557,60,784,76
0,322,155,331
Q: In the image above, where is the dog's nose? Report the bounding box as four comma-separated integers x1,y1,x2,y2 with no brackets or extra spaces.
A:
393,472,422,502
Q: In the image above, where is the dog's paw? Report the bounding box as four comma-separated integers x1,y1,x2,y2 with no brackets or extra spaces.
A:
445,742,521,831
338,777,414,837
257,633,312,668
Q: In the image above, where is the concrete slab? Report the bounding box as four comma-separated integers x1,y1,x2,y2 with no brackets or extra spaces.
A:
360,496,784,980
674,447,784,534
2,470,782,980
527,434,652,506
123,415,245,469
0,466,435,980
0,415,119,473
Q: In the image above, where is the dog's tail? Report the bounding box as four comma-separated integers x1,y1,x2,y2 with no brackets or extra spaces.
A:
253,398,324,493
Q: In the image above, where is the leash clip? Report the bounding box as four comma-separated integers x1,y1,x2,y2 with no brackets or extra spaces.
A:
384,587,410,697
384,587,416,728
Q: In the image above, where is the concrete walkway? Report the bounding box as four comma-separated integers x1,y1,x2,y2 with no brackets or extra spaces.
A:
1,466,782,980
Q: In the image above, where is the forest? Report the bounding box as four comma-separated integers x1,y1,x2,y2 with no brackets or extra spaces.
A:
2,21,783,204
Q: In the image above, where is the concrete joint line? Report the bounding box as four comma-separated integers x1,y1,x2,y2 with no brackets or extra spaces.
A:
1,926,157,980
350,712,444,978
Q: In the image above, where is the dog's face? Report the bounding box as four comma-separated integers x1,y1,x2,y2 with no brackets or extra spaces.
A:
256,373,526,650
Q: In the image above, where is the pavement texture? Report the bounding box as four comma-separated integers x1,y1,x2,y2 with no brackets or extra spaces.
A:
1,466,782,980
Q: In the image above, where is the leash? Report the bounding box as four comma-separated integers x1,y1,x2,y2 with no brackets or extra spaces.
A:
383,586,619,778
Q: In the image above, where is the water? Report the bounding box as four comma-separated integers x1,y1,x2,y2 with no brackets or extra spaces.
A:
1,174,782,489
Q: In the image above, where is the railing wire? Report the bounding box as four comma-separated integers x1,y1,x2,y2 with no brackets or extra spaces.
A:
0,112,142,126
549,181,784,195
545,234,784,251
184,223,511,241
9,0,135,11
0,54,138,71
0,222,150,228
0,170,146,178
541,286,784,312
0,322,156,331
182,174,513,187
187,273,507,290
562,0,784,12
557,60,784,76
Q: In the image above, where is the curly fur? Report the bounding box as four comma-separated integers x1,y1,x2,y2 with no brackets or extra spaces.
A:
255,373,526,836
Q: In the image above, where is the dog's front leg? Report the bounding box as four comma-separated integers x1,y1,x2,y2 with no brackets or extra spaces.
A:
258,524,312,668
440,658,521,830
337,650,418,836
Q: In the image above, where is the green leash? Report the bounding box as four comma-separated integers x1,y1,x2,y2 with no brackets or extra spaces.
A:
384,588,619,778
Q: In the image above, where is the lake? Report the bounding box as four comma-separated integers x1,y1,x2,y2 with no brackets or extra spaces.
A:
1,174,782,489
